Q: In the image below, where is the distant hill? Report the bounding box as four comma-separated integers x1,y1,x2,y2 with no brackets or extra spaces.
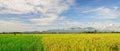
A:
1,25,120,34
44,27,96,33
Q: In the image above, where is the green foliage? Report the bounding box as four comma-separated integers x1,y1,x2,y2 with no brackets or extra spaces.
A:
1,34,120,51
0,35,43,51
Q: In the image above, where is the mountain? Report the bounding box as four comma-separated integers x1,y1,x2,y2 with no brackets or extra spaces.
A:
44,27,96,33
43,25,120,33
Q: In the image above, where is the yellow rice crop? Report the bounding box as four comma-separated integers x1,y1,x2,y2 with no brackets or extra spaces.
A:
37,34,120,51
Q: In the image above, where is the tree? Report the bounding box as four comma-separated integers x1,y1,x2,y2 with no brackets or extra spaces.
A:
94,30,97,33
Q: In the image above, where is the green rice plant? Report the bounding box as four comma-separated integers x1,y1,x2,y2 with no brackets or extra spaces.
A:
0,35,43,51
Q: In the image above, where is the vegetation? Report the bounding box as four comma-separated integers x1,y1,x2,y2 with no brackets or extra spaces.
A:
1,34,120,51
39,34,120,51
1,30,120,34
0,34,43,51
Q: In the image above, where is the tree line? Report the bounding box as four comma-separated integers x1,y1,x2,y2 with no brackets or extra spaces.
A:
0,30,120,34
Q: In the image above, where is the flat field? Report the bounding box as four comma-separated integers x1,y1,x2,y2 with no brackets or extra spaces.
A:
0,33,120,51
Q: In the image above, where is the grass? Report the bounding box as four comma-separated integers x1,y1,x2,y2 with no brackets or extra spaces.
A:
0,34,43,51
1,33,120,51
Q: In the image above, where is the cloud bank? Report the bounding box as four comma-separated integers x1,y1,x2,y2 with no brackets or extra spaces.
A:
0,0,75,32
0,0,120,32
82,7,120,19
0,0,74,25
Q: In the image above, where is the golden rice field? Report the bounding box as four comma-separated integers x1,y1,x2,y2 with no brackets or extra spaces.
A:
1,33,120,51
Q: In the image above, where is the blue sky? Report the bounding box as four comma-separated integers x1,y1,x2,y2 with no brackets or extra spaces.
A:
62,0,120,22
0,0,120,32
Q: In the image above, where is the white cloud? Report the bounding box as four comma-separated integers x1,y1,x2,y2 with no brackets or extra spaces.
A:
0,19,120,32
0,20,61,32
113,6,119,10
0,20,35,32
57,19,120,31
0,0,74,25
100,23,120,31
0,0,34,14
31,14,58,25
82,7,120,19
0,0,75,32
1,0,120,32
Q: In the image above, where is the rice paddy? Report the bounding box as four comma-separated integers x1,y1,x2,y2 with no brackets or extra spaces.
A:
1,33,120,51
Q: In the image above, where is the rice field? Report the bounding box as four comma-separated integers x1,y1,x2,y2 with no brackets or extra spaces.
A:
1,33,120,51
0,34,43,51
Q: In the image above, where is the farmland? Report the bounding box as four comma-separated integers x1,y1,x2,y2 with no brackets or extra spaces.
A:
1,33,120,51
0,34,43,51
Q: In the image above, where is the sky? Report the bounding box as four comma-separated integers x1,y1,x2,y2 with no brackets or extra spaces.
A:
0,0,120,32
